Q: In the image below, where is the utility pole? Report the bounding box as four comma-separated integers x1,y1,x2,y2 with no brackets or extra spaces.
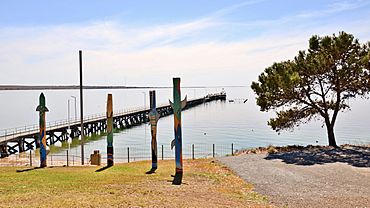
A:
79,50,85,165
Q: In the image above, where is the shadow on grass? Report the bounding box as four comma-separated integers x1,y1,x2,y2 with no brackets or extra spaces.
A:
95,166,112,172
145,168,157,174
171,173,183,185
16,167,43,172
265,145,370,168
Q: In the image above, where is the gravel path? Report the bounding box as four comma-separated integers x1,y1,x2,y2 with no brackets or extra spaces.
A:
219,150,370,208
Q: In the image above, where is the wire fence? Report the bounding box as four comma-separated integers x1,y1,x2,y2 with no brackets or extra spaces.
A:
0,143,238,167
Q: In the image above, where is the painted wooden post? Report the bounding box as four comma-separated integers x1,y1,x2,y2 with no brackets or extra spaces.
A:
170,77,187,185
36,93,49,168
106,94,114,166
146,90,160,174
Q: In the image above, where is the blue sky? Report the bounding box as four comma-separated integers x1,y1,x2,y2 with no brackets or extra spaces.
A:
1,0,370,86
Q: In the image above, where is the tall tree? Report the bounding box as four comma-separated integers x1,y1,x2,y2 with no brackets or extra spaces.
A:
251,32,370,147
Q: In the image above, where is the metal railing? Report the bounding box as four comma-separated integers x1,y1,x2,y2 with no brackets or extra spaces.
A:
0,107,147,140
0,143,238,167
0,94,219,140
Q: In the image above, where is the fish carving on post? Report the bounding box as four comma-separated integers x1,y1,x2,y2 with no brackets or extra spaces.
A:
36,93,49,168
146,90,160,174
106,94,114,166
169,78,187,185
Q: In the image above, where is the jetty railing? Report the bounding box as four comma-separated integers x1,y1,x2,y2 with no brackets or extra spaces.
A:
0,92,227,158
0,105,155,139
0,143,239,167
0,93,226,142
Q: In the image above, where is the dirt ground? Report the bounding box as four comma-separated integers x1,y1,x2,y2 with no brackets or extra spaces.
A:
219,145,370,208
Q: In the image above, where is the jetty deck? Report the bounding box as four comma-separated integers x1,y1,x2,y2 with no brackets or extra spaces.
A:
0,93,226,157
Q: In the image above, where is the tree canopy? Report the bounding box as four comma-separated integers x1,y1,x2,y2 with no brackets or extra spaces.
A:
251,32,370,147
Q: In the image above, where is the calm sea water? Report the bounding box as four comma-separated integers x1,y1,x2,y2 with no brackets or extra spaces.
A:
1,87,369,159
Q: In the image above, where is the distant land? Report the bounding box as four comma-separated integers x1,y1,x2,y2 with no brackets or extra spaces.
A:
0,85,247,91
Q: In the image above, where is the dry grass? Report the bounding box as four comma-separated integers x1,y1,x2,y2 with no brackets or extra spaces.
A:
0,159,270,208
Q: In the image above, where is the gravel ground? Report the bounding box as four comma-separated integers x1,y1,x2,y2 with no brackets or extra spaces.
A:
218,148,370,208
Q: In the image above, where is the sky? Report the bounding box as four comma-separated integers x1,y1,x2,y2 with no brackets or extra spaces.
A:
1,0,370,87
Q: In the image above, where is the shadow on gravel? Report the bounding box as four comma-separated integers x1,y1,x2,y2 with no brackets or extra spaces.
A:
265,146,370,167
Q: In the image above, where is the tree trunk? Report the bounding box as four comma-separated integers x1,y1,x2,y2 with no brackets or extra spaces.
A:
326,123,338,147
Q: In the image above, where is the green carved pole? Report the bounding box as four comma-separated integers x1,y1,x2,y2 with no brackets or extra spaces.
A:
36,93,49,168
170,78,187,185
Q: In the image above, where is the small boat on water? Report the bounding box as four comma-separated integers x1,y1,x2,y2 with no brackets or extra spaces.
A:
228,99,234,103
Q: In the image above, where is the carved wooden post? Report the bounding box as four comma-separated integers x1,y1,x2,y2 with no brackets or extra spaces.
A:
170,78,187,185
36,93,49,168
106,94,114,166
146,91,160,174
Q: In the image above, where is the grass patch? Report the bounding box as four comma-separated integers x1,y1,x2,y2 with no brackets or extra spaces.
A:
0,159,270,208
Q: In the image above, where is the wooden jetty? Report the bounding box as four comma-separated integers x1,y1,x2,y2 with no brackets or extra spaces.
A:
0,93,226,158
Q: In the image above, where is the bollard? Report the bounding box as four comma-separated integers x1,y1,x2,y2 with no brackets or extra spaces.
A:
161,145,164,160
50,154,53,166
29,150,32,167
192,144,194,160
127,147,130,163
212,144,215,158
231,143,234,156
66,150,69,167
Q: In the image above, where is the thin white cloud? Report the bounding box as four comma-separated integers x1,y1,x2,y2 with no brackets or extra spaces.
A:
297,0,367,18
219,0,368,29
0,0,369,86
210,0,266,18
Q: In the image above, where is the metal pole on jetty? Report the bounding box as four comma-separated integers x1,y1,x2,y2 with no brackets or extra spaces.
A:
79,50,85,165
106,94,114,166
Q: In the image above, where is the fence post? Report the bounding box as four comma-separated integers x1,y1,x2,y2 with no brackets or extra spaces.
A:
231,143,234,156
161,145,164,160
192,144,194,160
212,144,215,158
66,150,69,167
73,155,75,166
50,153,53,166
29,150,32,167
127,147,130,163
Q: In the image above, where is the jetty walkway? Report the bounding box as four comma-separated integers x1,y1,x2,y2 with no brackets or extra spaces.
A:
0,93,226,157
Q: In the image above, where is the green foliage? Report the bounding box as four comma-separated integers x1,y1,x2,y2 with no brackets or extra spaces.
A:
251,32,370,146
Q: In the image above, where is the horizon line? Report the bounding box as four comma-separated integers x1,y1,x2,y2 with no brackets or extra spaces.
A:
0,84,248,91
